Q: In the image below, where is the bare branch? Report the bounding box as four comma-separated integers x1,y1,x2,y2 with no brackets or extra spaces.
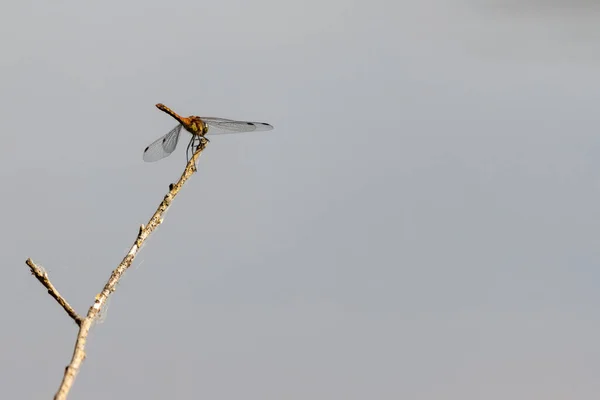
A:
46,138,209,400
25,258,83,326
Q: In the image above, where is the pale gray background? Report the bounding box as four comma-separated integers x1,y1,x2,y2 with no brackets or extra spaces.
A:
1,1,599,399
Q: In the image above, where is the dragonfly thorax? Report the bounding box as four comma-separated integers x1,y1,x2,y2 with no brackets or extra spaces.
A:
184,116,208,136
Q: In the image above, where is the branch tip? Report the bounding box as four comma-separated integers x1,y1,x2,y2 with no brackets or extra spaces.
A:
24,258,83,326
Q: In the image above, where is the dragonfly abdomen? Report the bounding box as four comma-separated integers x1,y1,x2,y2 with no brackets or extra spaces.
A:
156,103,187,125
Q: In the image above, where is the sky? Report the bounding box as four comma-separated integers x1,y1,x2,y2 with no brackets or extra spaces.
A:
1,1,600,399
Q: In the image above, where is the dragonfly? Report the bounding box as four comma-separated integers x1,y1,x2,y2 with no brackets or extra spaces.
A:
143,103,274,162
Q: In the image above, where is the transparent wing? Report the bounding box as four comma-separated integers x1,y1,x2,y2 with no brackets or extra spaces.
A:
143,124,183,162
201,117,274,135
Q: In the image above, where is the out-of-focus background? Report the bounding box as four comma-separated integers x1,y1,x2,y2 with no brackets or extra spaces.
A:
1,1,599,399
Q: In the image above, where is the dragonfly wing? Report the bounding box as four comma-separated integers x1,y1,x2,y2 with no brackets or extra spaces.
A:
202,117,274,135
143,124,183,162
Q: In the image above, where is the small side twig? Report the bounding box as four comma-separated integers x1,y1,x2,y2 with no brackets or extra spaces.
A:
25,258,83,326
26,137,209,400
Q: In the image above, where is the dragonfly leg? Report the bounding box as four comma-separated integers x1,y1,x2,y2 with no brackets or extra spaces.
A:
185,136,195,163
186,136,200,170
191,136,208,153
183,135,208,169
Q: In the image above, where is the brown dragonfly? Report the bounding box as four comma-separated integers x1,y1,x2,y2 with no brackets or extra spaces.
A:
143,103,274,162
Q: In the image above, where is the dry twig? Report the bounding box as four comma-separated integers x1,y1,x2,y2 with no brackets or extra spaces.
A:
25,138,208,400
25,259,83,325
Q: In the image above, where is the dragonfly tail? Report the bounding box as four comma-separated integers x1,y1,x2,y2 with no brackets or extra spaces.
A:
156,103,187,125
